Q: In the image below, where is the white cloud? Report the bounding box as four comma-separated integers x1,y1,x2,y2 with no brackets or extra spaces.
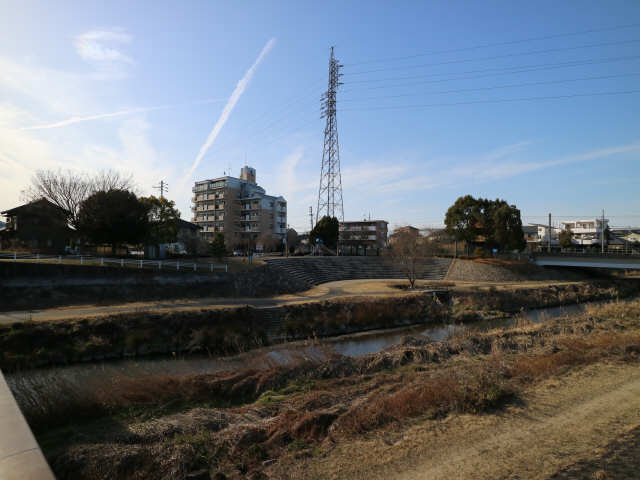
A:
180,38,276,188
0,103,176,214
0,56,94,115
278,146,306,199
376,141,640,193
73,29,133,65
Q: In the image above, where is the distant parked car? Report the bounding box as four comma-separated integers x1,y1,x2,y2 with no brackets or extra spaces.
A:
64,246,78,255
232,250,244,256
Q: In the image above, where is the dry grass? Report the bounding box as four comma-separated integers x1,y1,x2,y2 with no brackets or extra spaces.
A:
509,332,640,380
24,297,640,479
11,365,308,433
338,357,511,435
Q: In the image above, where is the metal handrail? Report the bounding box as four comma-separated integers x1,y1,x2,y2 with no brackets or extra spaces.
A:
0,252,228,273
534,248,640,258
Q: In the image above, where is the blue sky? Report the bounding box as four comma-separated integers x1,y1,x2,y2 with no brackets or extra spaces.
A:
1,0,640,232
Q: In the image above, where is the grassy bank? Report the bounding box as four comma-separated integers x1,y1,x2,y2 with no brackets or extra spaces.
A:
25,298,640,479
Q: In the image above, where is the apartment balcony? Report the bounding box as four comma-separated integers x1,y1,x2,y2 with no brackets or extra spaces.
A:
570,227,604,234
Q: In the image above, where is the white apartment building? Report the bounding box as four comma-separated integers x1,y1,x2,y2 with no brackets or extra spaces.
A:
536,225,560,246
192,166,287,250
560,218,609,246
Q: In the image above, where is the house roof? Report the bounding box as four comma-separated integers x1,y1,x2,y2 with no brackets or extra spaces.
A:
392,225,419,234
1,198,69,216
522,226,538,234
607,235,626,245
177,218,201,231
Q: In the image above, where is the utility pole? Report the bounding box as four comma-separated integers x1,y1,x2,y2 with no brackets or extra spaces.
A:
285,223,289,257
601,209,605,254
548,213,552,253
309,206,314,232
316,46,345,224
153,180,168,199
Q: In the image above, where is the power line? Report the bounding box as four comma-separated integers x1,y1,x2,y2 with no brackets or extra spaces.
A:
244,95,323,153
341,89,640,112
196,81,325,168
341,54,640,89
344,38,640,76
245,116,321,153
346,23,640,66
340,72,640,103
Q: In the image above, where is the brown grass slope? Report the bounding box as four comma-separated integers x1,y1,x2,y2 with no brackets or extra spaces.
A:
26,298,640,480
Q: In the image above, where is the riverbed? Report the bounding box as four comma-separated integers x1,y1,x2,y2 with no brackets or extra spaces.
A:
6,302,588,400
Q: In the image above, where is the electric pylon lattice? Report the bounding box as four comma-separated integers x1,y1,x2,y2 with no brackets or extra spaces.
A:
316,46,344,224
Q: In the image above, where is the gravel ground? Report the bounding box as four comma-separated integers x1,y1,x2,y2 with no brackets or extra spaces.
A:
446,258,590,282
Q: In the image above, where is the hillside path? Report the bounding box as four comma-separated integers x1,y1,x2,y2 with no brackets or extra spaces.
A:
294,362,640,480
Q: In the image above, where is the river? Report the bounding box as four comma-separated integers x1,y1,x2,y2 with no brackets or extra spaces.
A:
6,302,588,401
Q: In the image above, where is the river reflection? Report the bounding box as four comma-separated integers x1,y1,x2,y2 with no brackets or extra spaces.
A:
6,303,587,394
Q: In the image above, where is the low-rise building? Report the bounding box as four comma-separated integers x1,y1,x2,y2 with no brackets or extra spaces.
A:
560,218,609,246
0,198,72,251
389,225,419,244
339,220,388,255
522,225,539,251
192,166,287,251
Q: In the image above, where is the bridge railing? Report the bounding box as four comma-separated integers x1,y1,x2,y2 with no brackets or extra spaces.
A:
534,248,640,258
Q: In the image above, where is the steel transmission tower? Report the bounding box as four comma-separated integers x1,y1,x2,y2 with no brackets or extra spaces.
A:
316,46,344,224
153,180,168,198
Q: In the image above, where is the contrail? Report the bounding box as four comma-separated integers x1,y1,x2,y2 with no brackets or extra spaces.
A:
20,99,225,130
181,38,276,187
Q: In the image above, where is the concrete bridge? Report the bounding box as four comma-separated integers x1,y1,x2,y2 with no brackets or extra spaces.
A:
534,252,640,270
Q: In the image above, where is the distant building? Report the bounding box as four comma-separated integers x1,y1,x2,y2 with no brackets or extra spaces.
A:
560,218,609,246
0,198,72,251
192,166,287,251
614,230,640,245
522,225,538,252
339,220,388,255
389,225,419,244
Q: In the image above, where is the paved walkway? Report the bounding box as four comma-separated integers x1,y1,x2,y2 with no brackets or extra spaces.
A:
0,278,581,324
0,279,421,323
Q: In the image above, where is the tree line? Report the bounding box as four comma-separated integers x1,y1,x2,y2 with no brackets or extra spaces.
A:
23,169,222,256
444,195,525,253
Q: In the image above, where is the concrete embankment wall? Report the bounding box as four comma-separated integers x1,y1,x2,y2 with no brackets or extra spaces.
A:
0,262,308,311
0,370,54,479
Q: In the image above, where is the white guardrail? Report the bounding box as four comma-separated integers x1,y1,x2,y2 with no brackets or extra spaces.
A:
0,253,227,273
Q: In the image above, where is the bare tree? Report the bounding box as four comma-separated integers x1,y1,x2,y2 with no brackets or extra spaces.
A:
391,229,433,289
178,229,208,258
22,168,135,228
257,232,279,253
91,170,135,193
